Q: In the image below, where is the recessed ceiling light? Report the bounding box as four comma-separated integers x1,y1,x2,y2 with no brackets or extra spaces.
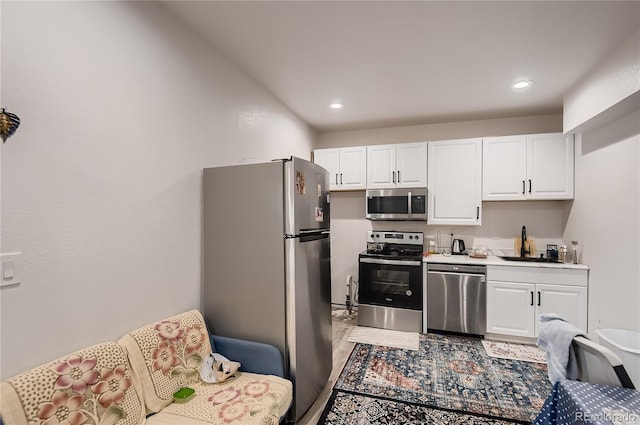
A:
329,102,344,110
512,80,532,90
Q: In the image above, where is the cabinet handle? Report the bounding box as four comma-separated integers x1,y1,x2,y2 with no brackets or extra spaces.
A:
537,291,541,306
476,206,479,220
335,174,339,185
530,291,534,306
529,179,532,193
392,171,396,183
340,173,343,184
397,170,401,183
522,180,525,195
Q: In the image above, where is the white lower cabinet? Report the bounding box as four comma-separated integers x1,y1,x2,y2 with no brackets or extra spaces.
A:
486,281,536,337
486,266,588,338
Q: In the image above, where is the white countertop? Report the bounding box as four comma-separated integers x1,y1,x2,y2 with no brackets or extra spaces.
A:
423,254,589,270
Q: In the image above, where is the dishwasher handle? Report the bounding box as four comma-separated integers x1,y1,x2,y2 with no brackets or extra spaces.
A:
427,271,486,282
427,264,487,274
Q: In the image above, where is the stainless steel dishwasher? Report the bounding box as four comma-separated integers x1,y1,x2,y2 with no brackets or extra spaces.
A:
426,263,487,336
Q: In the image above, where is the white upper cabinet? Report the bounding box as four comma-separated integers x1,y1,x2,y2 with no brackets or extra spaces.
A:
313,147,367,191
483,133,574,200
427,138,482,225
482,135,527,200
526,133,575,200
366,144,396,188
396,143,429,187
366,142,427,189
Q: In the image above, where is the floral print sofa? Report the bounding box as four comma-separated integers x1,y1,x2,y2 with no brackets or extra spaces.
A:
0,310,293,425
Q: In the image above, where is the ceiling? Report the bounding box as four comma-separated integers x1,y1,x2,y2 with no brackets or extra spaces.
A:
162,1,640,133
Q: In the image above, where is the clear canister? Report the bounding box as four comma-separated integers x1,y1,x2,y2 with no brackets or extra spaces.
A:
559,245,568,263
426,236,437,254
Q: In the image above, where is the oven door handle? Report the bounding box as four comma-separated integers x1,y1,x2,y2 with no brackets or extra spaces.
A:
360,257,422,266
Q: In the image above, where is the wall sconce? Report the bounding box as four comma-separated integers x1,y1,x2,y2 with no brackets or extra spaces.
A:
1,108,21,143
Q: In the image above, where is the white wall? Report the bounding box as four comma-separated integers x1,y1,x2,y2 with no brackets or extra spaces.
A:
317,114,561,148
320,115,568,305
563,110,640,334
562,27,640,335
564,29,640,134
0,2,314,379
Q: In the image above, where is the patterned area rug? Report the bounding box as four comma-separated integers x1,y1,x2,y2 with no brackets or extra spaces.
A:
482,339,547,364
334,333,552,423
320,390,520,424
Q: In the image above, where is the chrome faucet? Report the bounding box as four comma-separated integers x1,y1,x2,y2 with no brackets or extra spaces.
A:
521,225,529,258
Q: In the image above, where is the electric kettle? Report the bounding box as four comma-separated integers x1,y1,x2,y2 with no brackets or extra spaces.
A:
451,239,465,255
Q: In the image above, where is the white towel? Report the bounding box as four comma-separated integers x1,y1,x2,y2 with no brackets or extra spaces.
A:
537,313,587,384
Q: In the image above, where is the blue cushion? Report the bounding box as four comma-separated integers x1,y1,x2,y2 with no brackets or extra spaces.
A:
210,334,285,377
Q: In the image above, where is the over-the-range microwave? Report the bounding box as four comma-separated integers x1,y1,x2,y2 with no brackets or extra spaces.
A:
366,188,427,221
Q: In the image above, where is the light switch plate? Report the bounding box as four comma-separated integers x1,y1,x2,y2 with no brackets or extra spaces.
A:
1,252,21,287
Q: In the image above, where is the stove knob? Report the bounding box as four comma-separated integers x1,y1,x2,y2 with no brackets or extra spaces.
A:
406,290,413,296
409,235,413,239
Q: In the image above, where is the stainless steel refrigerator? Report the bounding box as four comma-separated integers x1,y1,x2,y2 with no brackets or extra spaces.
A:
202,157,332,421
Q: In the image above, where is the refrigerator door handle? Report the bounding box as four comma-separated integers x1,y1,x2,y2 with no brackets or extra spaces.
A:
299,228,330,235
285,229,330,240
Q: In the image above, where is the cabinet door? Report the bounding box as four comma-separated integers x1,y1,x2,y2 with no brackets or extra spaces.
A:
313,148,341,190
367,144,396,188
535,284,587,336
527,133,574,200
396,142,427,188
482,135,527,200
427,138,482,225
339,147,367,190
487,281,536,338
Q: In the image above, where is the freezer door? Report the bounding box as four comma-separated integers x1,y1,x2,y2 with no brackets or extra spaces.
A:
284,157,330,234
285,231,332,420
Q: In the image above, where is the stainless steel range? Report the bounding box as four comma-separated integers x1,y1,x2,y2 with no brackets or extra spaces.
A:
358,230,423,332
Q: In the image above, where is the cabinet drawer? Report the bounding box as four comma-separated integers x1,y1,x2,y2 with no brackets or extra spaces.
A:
487,265,587,286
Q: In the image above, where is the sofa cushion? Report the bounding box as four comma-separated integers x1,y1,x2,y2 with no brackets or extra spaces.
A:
0,342,145,425
118,310,213,412
145,372,292,425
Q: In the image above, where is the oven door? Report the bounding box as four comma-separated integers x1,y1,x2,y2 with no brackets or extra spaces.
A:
358,257,423,310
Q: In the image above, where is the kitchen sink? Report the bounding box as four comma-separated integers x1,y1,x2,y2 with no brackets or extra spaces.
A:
499,256,563,263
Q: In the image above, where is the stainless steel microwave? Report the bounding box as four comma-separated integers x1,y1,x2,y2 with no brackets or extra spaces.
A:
366,188,427,221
